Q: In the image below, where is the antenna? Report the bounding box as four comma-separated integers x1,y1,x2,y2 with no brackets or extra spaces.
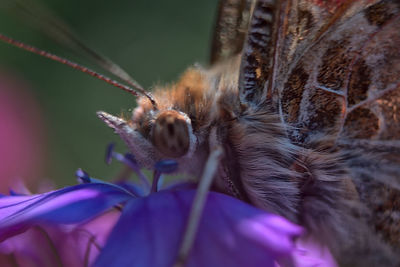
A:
0,33,158,109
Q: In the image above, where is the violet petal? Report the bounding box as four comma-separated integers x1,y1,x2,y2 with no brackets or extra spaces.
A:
0,183,132,241
95,190,302,267
75,169,138,197
116,181,145,197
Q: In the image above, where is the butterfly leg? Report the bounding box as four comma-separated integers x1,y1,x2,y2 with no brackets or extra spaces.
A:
174,146,223,267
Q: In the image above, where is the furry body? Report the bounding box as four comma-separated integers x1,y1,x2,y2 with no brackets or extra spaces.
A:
125,55,399,265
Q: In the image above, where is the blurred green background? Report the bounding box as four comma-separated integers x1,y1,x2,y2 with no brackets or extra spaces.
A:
0,0,217,187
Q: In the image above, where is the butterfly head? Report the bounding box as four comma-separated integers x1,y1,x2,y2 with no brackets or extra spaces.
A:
97,68,215,175
97,98,197,171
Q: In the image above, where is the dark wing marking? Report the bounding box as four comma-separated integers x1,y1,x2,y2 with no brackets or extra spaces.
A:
272,0,356,143
340,7,400,141
210,0,254,65
272,0,400,250
2,0,144,90
239,0,280,105
272,0,398,143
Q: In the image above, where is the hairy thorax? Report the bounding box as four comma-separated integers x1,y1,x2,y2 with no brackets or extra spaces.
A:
134,59,354,234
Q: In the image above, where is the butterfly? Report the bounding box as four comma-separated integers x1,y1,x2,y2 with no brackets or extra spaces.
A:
1,0,399,265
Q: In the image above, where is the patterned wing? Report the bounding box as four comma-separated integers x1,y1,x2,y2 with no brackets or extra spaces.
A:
275,0,400,144
210,0,254,65
238,0,361,105
336,1,400,249
271,0,400,250
239,0,400,251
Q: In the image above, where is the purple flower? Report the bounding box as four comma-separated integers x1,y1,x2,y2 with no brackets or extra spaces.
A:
95,190,302,267
0,149,307,266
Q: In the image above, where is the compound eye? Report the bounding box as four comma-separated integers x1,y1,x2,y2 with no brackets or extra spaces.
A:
152,110,190,158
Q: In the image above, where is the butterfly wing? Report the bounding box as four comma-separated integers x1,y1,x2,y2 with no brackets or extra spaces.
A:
238,0,399,150
275,0,400,144
238,1,360,104
334,1,400,249
238,0,400,255
210,0,254,65
238,0,280,105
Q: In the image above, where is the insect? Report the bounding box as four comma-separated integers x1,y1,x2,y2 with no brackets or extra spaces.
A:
1,0,399,265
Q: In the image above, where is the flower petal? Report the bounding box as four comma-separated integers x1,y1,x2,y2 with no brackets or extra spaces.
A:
0,211,121,267
0,226,64,267
0,183,132,241
49,210,121,267
95,190,302,267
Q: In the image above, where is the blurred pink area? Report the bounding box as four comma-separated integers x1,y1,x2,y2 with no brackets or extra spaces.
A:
49,210,121,266
0,69,46,193
0,210,121,267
